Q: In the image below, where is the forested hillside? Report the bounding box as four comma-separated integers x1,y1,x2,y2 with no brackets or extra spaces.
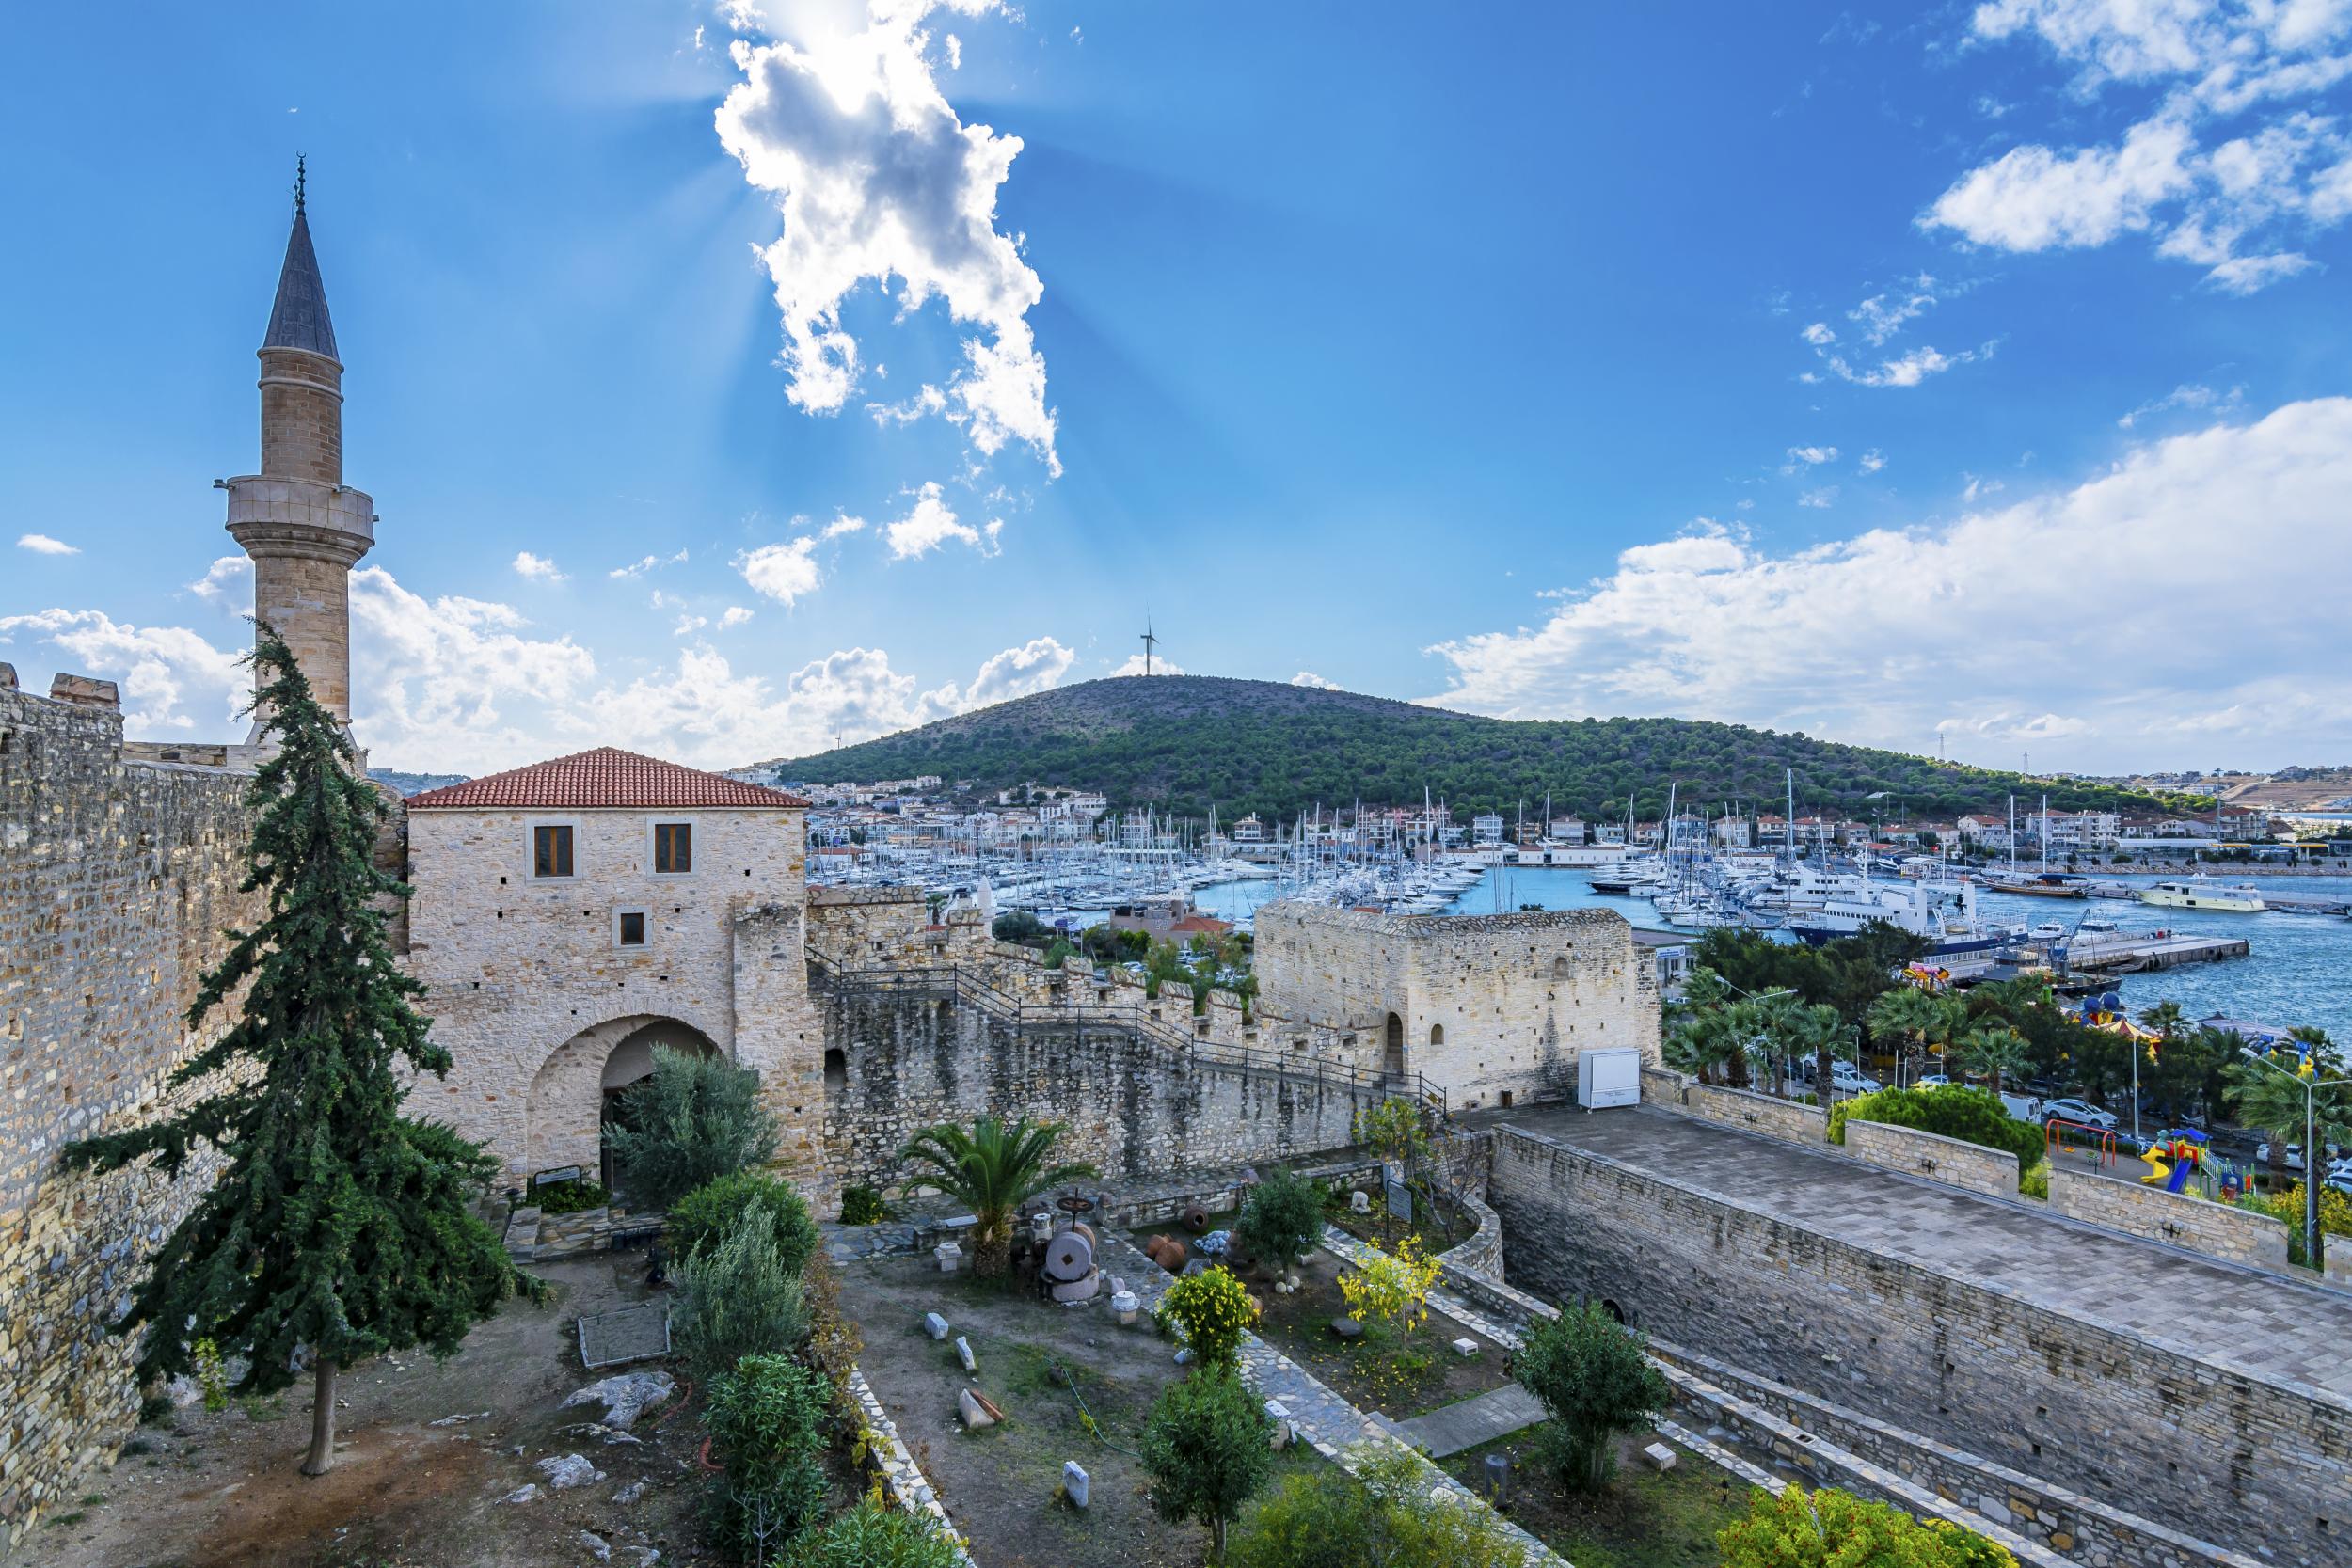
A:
745,677,2202,823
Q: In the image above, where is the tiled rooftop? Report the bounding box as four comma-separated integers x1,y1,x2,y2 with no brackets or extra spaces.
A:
405,747,811,811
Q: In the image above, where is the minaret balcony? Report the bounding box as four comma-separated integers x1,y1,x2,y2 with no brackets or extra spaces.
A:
221,474,375,564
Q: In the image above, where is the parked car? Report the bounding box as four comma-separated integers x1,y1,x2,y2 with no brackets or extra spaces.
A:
2043,1098,2118,1132
1915,1073,1952,1088
1999,1092,2044,1124
2255,1142,2345,1171
1827,1063,1881,1096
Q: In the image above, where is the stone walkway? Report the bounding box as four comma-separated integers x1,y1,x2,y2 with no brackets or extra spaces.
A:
1098,1234,1566,1567
1500,1105,2352,1400
1391,1384,1547,1458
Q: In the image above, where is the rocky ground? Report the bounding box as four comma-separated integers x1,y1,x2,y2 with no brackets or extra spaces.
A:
845,1254,1322,1568
11,1256,707,1568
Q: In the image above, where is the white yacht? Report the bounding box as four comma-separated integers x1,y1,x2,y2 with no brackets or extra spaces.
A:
2141,878,2265,912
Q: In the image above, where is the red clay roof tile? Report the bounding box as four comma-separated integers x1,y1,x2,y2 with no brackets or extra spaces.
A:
405,747,810,811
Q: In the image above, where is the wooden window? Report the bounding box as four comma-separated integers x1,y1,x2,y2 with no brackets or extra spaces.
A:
617,911,647,946
654,822,692,874
533,824,574,878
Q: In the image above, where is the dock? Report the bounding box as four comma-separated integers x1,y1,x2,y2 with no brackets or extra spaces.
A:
2079,879,2349,914
2061,933,2250,973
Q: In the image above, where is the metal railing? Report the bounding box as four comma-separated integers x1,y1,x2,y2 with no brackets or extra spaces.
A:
807,953,1448,1120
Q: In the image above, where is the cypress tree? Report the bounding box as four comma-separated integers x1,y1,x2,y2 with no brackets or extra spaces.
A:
63,625,534,1476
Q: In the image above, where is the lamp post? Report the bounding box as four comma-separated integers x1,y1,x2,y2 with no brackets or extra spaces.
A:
2239,1046,2350,1269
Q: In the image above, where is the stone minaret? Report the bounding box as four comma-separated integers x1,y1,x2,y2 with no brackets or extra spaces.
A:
224,167,374,732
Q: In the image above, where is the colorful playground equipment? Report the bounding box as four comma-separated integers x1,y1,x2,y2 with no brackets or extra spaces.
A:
2140,1130,2205,1194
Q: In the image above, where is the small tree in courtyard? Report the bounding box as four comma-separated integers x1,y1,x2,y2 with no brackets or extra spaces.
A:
895,1116,1095,1276
1515,1300,1670,1490
1235,1165,1322,1271
1139,1365,1274,1561
60,626,532,1477
1353,1097,1432,1245
605,1047,780,1211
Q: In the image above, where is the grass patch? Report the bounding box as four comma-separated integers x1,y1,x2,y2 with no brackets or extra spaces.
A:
1444,1433,1756,1568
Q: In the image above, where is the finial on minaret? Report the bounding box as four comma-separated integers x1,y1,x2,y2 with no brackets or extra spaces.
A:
294,153,307,216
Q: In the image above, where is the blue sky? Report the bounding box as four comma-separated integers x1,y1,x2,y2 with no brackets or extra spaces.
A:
6,1,2351,776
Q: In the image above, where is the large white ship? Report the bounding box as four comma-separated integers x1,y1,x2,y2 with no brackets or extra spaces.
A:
2141,877,2266,912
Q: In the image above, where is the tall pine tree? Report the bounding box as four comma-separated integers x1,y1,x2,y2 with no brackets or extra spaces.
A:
63,625,533,1476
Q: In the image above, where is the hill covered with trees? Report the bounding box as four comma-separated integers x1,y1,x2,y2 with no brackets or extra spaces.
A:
746,676,2205,823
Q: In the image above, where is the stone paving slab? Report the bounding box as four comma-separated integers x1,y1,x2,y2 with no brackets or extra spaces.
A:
1502,1104,2352,1401
1391,1383,1548,1458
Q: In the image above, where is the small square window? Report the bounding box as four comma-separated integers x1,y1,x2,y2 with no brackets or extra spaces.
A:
533,824,574,878
617,911,647,947
654,822,692,874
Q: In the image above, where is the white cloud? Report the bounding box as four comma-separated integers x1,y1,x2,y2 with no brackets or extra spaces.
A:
187,555,251,601
2119,381,2244,426
715,0,1060,474
821,514,868,539
1930,8,2352,289
609,549,689,579
1291,671,1340,689
2202,250,2317,292
1800,321,1837,346
1785,445,1839,467
1110,652,1186,677
17,533,79,556
513,550,566,582
719,605,755,628
1422,397,2352,770
961,636,1075,707
0,609,244,732
674,614,709,637
1798,486,1839,508
1848,277,1941,343
1858,449,1887,473
735,537,822,605
883,481,995,558
1820,343,1990,388
349,568,599,769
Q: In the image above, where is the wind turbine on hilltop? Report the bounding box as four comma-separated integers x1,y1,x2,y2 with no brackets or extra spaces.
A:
1139,616,1161,676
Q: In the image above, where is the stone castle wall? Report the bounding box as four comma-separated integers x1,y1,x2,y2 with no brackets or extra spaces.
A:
1843,1118,2019,1197
2048,1166,2291,1271
817,989,1382,1190
1484,1122,2349,1562
1252,902,1660,1110
0,677,262,1543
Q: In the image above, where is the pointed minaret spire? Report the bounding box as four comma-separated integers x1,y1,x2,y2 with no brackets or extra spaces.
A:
262,159,338,361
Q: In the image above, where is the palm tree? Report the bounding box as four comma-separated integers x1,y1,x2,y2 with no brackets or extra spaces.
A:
2225,1028,2352,1251
1956,1022,2031,1099
897,1117,1099,1276
2138,1001,2186,1043
1867,988,1958,1089
1786,1002,1855,1115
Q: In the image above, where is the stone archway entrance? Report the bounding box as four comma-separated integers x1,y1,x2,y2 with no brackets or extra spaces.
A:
526,1014,719,1192
1384,1012,1406,1077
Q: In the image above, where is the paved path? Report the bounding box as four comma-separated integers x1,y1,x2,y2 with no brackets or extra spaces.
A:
1496,1104,2352,1402
1391,1384,1546,1458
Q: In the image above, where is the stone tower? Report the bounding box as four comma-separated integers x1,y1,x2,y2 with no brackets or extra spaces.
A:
224,170,374,730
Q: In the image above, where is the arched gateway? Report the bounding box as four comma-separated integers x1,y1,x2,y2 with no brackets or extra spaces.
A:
526,1013,719,1188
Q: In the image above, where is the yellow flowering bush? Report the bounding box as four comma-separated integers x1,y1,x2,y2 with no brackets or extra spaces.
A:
1338,1235,1439,1339
1160,1264,1259,1370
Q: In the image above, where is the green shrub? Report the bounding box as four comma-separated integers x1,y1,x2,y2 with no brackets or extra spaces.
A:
991,910,1051,943
605,1047,780,1211
1515,1300,1669,1491
1157,1265,1258,1371
838,1183,893,1226
673,1211,809,1384
702,1353,831,1562
1229,1445,1527,1568
530,1178,608,1215
1717,1483,2016,1567
1830,1085,2045,1181
1235,1167,1323,1269
774,1497,962,1568
2019,1159,2051,1200
669,1171,820,1273
1139,1366,1274,1561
